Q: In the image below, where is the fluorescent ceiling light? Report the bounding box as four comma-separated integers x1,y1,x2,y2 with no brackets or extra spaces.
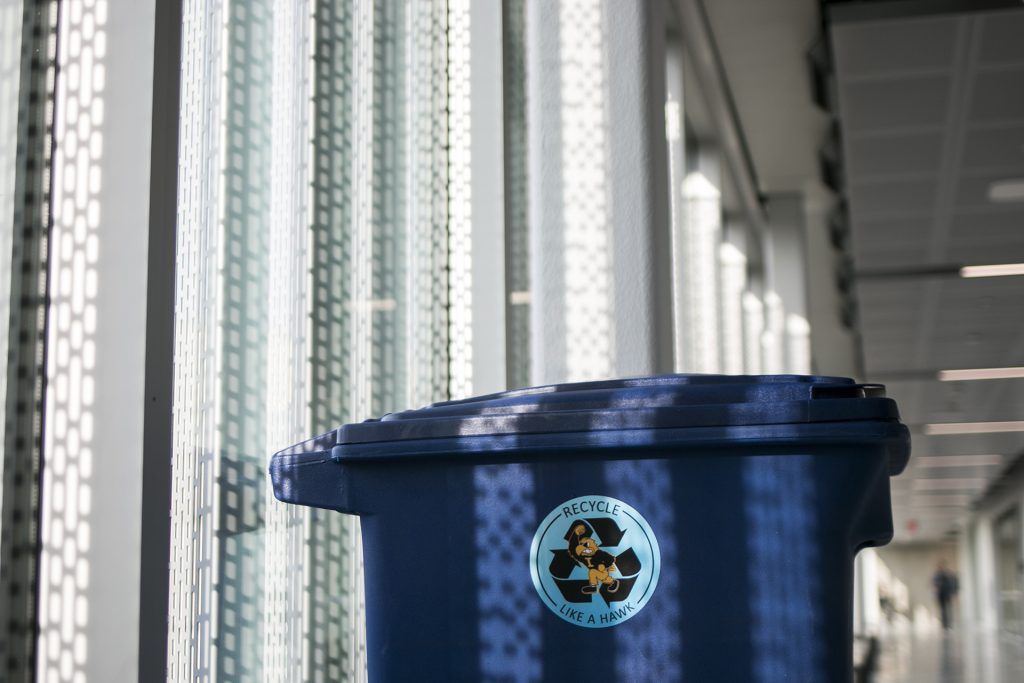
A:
959,263,1024,278
988,178,1024,202
912,478,987,491
924,421,1024,435
938,367,1024,381
915,455,1003,468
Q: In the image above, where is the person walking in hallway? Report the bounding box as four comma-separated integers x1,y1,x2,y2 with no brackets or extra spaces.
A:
932,559,958,630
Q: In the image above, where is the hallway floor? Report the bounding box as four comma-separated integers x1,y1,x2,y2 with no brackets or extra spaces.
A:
875,630,1024,683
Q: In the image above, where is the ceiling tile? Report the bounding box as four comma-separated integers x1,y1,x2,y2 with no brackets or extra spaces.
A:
946,208,1024,262
969,68,1024,123
848,177,938,216
961,125,1024,169
846,131,943,177
852,217,933,266
978,11,1024,65
841,75,950,132
832,17,959,76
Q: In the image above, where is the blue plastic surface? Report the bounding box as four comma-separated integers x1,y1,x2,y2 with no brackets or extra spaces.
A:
270,374,910,682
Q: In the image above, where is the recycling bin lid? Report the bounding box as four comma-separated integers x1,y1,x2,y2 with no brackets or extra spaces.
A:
300,374,909,474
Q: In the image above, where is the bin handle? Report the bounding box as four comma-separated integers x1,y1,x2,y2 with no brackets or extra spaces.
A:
270,449,359,515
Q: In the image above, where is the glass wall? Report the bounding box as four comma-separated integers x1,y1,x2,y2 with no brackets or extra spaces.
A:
0,1,824,680
168,1,451,680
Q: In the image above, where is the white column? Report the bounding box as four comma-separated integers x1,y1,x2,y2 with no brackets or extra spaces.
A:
449,0,506,399
608,0,674,378
762,291,785,375
719,224,748,375
527,0,670,384
765,193,811,374
742,290,764,375
469,0,507,395
958,524,976,629
974,515,999,632
854,548,882,636
37,0,155,679
665,37,686,373
679,150,723,373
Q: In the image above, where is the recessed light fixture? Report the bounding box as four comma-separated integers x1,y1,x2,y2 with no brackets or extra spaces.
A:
960,263,1024,278
924,421,1024,435
938,367,1024,381
915,455,1003,468
988,178,1024,202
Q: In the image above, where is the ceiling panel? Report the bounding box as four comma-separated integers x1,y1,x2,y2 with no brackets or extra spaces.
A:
969,68,1024,122
841,75,950,132
856,278,928,307
832,6,1024,542
831,16,958,75
946,211,1024,262
978,12,1024,63
961,125,1024,168
848,177,939,215
929,336,1020,371
852,217,934,266
846,131,944,177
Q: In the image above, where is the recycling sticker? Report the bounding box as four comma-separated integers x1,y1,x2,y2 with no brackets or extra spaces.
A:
530,495,661,628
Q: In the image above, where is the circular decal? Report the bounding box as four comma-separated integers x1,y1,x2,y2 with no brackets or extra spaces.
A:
530,495,660,628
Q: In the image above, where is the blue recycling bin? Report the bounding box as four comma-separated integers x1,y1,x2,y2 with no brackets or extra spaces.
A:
270,374,909,682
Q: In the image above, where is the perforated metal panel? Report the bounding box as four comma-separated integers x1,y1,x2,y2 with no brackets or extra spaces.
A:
263,3,311,680
36,1,108,679
447,0,472,400
307,3,450,677
0,1,20,462
216,2,273,679
503,0,530,391
170,1,451,680
407,0,450,409
168,0,227,678
557,0,614,383
0,2,58,680
306,1,362,678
